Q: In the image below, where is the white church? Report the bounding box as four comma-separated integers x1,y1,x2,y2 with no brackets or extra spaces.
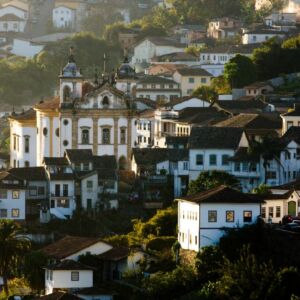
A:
9,51,138,168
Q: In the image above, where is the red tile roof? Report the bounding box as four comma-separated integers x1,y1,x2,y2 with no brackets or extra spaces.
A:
34,97,60,110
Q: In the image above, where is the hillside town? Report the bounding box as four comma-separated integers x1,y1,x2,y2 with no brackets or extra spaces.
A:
1,0,300,299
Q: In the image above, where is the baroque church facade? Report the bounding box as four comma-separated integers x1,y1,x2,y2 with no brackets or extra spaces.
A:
9,54,138,168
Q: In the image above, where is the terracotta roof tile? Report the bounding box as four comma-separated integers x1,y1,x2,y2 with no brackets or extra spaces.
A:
34,97,60,110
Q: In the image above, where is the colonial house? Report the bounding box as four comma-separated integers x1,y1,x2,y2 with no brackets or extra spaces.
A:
262,190,300,223
207,17,242,40
45,260,94,295
170,24,207,44
242,28,286,44
281,104,300,134
176,185,263,250
188,127,246,181
0,170,26,220
244,81,274,97
135,75,181,102
173,67,213,96
132,148,189,196
150,52,199,66
131,37,185,66
9,53,138,169
52,1,86,30
199,44,259,76
0,0,28,32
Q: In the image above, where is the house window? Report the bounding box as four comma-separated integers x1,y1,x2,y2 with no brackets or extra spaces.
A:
195,236,198,245
287,121,293,129
29,187,37,196
38,187,45,195
0,189,7,199
189,78,195,83
24,136,30,153
55,128,60,137
201,78,207,84
269,207,274,218
25,161,30,167
43,127,48,136
87,180,93,188
261,207,266,218
209,154,217,165
183,162,188,170
234,163,240,172
83,163,89,171
11,209,20,218
276,206,281,218
266,171,276,179
71,271,79,281
87,198,92,210
12,191,20,199
0,209,7,218
102,128,110,144
120,128,126,144
208,210,217,222
243,211,252,222
55,184,60,197
222,155,229,166
196,154,203,165
226,210,234,222
63,184,68,197
81,129,90,144
57,199,70,208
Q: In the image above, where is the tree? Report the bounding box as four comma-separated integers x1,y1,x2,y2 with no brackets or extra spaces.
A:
0,220,31,294
211,76,231,94
188,171,240,195
224,54,257,88
248,136,282,184
23,251,48,293
192,86,218,103
252,184,271,195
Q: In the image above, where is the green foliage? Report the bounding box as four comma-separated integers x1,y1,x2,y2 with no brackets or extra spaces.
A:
0,220,31,294
23,251,48,292
131,206,177,241
146,236,177,251
104,234,130,247
224,54,257,88
192,86,218,103
188,171,240,195
252,36,300,80
211,76,231,94
142,265,197,299
252,184,271,195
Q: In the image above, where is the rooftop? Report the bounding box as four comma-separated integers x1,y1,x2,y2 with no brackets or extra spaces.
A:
189,127,243,149
177,185,263,204
8,167,47,181
41,235,107,260
34,97,60,111
8,108,36,122
98,247,130,261
132,148,188,166
175,67,212,77
137,75,178,85
34,292,83,300
46,259,95,271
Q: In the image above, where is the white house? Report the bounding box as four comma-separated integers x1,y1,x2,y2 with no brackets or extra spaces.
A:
0,0,28,32
135,75,181,102
188,127,246,181
242,28,286,44
177,185,263,250
281,104,300,134
0,171,26,221
45,260,94,295
52,2,76,29
199,44,258,76
262,190,300,224
131,37,185,66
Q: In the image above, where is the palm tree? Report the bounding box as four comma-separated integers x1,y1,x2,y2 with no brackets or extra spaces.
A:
0,220,31,294
248,136,282,184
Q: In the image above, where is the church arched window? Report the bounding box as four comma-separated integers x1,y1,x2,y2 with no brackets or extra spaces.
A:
63,85,71,102
81,129,90,144
102,128,110,144
102,96,109,108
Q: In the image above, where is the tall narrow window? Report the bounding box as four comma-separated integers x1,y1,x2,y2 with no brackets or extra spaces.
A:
81,129,89,144
24,136,30,153
102,128,110,144
102,96,109,108
63,85,71,102
63,184,68,197
120,128,126,144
